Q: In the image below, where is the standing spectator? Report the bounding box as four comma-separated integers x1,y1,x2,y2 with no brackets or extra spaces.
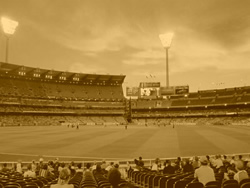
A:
51,168,73,188
133,159,141,171
194,156,215,186
138,157,144,168
24,164,36,178
37,158,44,175
39,164,49,178
16,160,23,174
31,160,37,173
234,160,249,183
108,164,121,188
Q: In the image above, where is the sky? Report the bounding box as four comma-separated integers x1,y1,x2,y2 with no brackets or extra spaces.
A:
1,0,250,92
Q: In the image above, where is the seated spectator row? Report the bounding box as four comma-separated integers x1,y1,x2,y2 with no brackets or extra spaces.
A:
0,115,127,127
0,78,124,100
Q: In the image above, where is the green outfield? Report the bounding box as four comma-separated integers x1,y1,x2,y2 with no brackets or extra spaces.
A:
1,124,250,162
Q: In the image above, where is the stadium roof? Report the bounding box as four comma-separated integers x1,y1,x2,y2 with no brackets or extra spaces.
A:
0,62,126,84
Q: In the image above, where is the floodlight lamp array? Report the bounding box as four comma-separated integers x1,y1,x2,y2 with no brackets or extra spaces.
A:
1,17,19,35
159,32,174,49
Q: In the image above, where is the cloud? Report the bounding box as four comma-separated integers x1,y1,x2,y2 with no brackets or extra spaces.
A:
68,62,106,74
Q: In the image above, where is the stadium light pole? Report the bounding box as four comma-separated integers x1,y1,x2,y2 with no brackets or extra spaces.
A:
159,33,174,88
1,17,19,63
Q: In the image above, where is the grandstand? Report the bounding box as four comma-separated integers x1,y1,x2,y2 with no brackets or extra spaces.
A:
0,62,127,127
130,86,250,126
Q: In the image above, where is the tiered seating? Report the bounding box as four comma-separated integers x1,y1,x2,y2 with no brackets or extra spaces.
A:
0,171,56,188
0,77,124,101
81,171,97,187
68,172,83,188
128,169,194,188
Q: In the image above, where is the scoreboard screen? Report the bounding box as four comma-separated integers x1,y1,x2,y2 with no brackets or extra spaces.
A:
140,88,159,97
126,87,139,96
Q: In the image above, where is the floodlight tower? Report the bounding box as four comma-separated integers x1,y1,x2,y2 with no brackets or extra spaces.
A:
1,17,19,63
159,33,174,88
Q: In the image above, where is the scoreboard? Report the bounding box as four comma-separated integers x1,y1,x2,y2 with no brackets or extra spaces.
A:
126,82,189,98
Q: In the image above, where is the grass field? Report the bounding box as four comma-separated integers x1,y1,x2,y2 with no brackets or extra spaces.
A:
1,124,250,162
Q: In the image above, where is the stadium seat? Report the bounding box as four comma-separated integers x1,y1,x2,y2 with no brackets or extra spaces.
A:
153,175,163,188
222,180,239,188
205,181,221,188
222,184,239,188
4,186,20,188
174,180,191,188
241,182,250,188
185,182,204,188
166,177,180,188
239,179,250,188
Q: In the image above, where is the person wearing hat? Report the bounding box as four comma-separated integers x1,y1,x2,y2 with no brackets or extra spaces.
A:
194,156,215,185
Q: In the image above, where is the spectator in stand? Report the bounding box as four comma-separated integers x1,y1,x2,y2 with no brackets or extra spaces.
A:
58,163,65,173
105,162,114,172
234,160,249,183
53,158,60,175
37,158,44,175
138,156,144,168
224,166,236,180
69,161,76,177
51,168,73,188
48,161,55,178
192,156,201,169
174,157,183,173
206,155,213,168
230,155,236,166
24,164,36,178
214,155,223,172
194,156,215,186
85,163,92,172
39,164,49,178
1,163,9,172
239,155,244,162
16,160,23,174
133,159,139,171
246,160,250,175
182,159,194,173
101,160,107,172
151,158,160,172
94,164,104,175
223,155,230,165
91,161,97,171
76,163,83,173
31,160,37,173
163,160,175,175
108,163,121,188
